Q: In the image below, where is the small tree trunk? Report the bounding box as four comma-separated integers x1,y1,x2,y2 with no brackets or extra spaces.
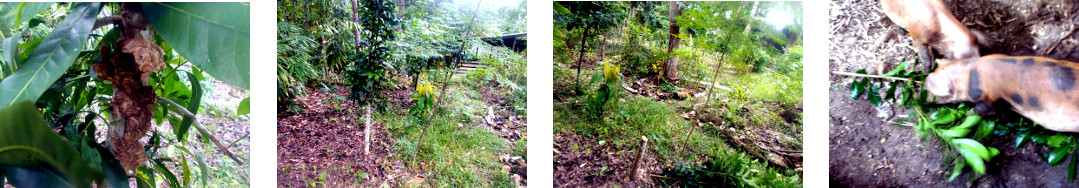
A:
363,103,373,157
664,1,683,82
576,28,590,86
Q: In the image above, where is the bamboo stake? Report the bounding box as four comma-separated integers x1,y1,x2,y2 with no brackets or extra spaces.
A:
630,136,649,181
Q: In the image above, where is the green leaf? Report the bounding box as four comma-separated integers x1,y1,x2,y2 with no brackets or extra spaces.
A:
143,2,251,89
0,166,69,187
135,166,155,188
974,120,995,140
1050,134,1068,148
1070,150,1078,182
1050,146,1071,166
90,141,131,188
932,109,959,125
939,128,971,138
850,78,866,99
237,96,250,116
26,18,43,28
180,153,191,186
957,147,986,174
2,31,20,76
175,145,208,187
151,158,181,188
868,82,882,106
16,37,40,64
0,101,104,188
0,2,52,37
1016,131,1031,149
882,61,909,77
554,2,572,15
884,81,897,101
955,115,981,130
176,72,202,142
954,138,991,161
0,2,100,110
947,159,965,181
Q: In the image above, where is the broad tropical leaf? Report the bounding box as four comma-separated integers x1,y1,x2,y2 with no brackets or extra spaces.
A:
0,2,100,110
142,2,251,89
0,2,52,37
0,101,104,188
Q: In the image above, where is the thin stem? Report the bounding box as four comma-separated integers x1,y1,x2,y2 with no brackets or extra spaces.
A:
831,71,920,83
156,95,244,165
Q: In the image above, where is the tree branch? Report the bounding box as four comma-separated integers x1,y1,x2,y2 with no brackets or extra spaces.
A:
156,95,245,165
93,15,123,31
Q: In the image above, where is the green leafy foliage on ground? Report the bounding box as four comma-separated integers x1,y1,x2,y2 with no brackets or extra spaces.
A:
842,58,1079,182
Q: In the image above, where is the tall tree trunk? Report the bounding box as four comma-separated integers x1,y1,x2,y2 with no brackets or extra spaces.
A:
352,0,362,51
664,1,683,82
598,32,606,61
744,1,759,35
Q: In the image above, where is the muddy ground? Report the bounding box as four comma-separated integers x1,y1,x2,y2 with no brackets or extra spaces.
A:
830,0,1079,186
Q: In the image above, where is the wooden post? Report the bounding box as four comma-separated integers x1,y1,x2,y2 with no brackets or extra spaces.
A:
630,136,649,181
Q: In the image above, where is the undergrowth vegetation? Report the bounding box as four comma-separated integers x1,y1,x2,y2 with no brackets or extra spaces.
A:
554,1,802,186
277,0,526,186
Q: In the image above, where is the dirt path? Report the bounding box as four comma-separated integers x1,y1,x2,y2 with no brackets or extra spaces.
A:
475,86,529,186
829,0,1079,186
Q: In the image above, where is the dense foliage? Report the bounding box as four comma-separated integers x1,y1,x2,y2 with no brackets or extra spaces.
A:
278,0,527,186
0,2,250,187
554,1,802,186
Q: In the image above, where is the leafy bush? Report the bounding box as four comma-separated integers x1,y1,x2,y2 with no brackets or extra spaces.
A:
347,0,398,107
277,22,318,111
587,61,622,120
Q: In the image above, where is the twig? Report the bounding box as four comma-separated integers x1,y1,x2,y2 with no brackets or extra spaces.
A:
227,131,250,149
156,95,244,165
92,15,123,31
831,71,920,83
1043,15,1077,55
766,148,803,154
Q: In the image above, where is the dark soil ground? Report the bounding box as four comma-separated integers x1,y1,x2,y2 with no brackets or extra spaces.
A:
278,78,527,187
277,86,400,187
553,131,661,187
830,0,1079,186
